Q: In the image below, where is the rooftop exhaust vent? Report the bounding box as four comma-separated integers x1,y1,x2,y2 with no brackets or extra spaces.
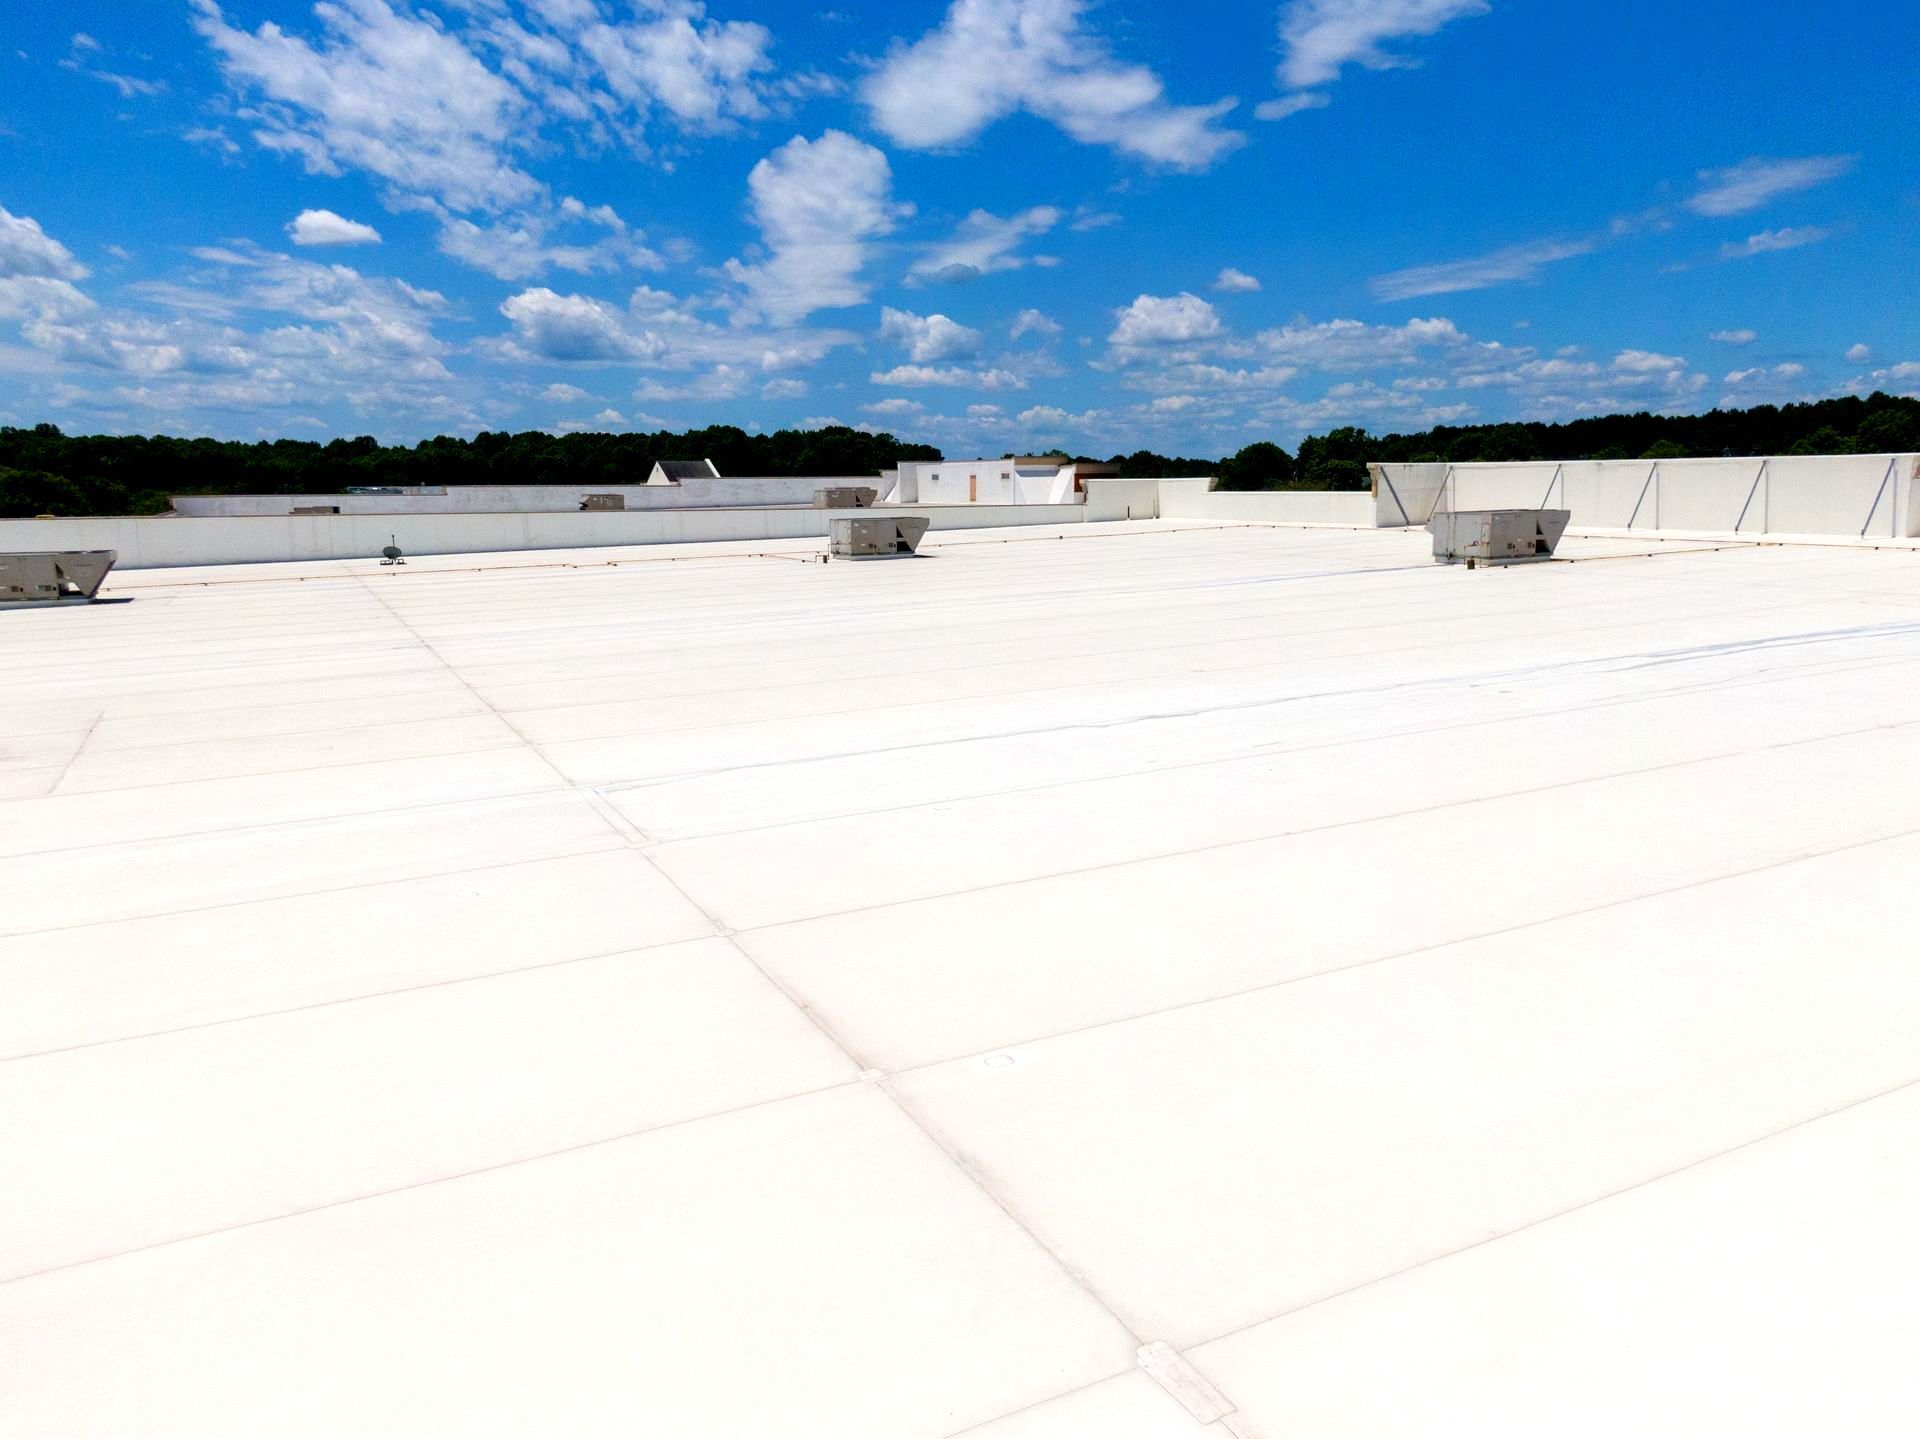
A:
1429,509,1570,566
0,550,118,607
830,515,929,559
813,486,878,509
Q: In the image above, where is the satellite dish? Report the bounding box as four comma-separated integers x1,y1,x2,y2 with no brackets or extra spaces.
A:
380,534,406,566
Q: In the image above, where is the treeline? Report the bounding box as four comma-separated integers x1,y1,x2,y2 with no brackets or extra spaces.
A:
0,424,941,518
4,391,1918,516
1212,391,1920,492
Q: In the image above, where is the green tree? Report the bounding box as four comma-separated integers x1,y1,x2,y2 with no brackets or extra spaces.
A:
1214,441,1294,491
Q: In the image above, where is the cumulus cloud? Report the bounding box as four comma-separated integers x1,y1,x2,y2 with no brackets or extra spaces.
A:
4,236,467,427
909,206,1060,284
1709,329,1757,345
1686,155,1855,217
1371,237,1594,300
869,363,1026,389
1846,360,1920,397
861,0,1243,171
1213,266,1261,293
1720,227,1828,260
287,208,382,246
1258,315,1465,369
1010,308,1062,340
436,205,661,280
761,376,808,398
0,205,92,282
193,0,541,213
193,0,794,240
1108,292,1223,347
878,307,983,363
1845,343,1871,363
500,287,664,362
723,130,906,324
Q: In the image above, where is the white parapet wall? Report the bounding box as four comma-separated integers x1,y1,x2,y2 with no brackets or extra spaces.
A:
170,476,843,516
1157,480,1374,526
0,503,1088,570
1372,454,1920,539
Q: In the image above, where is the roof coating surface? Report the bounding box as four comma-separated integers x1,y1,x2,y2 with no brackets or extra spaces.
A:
4,520,1920,1437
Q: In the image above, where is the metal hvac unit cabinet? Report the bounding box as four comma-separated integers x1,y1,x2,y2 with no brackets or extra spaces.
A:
0,550,119,606
1428,509,1570,565
829,516,930,558
812,486,878,509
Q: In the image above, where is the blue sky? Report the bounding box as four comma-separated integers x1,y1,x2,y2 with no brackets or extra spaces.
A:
2,0,1916,457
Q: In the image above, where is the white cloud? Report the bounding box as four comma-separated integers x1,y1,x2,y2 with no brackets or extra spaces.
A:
863,397,925,415
1213,267,1261,293
862,0,1243,171
723,130,906,324
1847,361,1920,397
500,287,663,362
878,307,983,362
1371,237,1594,300
436,208,661,280
1720,227,1828,260
1724,363,1806,384
1109,292,1222,347
1709,329,1757,345
1254,92,1330,121
1258,315,1465,370
194,0,791,221
1273,0,1487,97
0,205,92,302
542,381,593,402
870,363,1026,389
1010,308,1061,340
570,3,776,131
193,0,541,213
910,206,1060,284
287,208,383,247
1846,343,1871,363
1686,155,1855,217
761,376,808,398
1016,403,1102,431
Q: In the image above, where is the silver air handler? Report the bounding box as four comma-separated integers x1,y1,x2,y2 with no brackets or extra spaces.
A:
0,550,118,607
828,515,929,559
1428,509,1569,567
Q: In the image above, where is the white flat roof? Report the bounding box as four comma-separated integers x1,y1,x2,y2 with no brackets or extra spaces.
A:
5,521,1920,1436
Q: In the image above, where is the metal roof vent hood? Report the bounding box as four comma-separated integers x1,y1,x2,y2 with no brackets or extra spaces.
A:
829,516,929,558
1428,509,1570,566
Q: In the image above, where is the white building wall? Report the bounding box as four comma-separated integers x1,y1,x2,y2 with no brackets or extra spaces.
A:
170,476,851,516
0,503,1089,570
1372,455,1920,538
1157,482,1373,526
899,460,1077,506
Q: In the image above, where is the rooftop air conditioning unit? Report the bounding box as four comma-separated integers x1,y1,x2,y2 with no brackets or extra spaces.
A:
813,486,878,509
829,515,929,558
1428,509,1570,566
0,550,119,607
580,493,626,511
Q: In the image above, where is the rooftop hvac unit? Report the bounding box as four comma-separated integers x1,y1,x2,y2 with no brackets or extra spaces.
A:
0,550,119,607
829,515,929,558
813,486,878,509
1428,509,1570,566
579,493,627,511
